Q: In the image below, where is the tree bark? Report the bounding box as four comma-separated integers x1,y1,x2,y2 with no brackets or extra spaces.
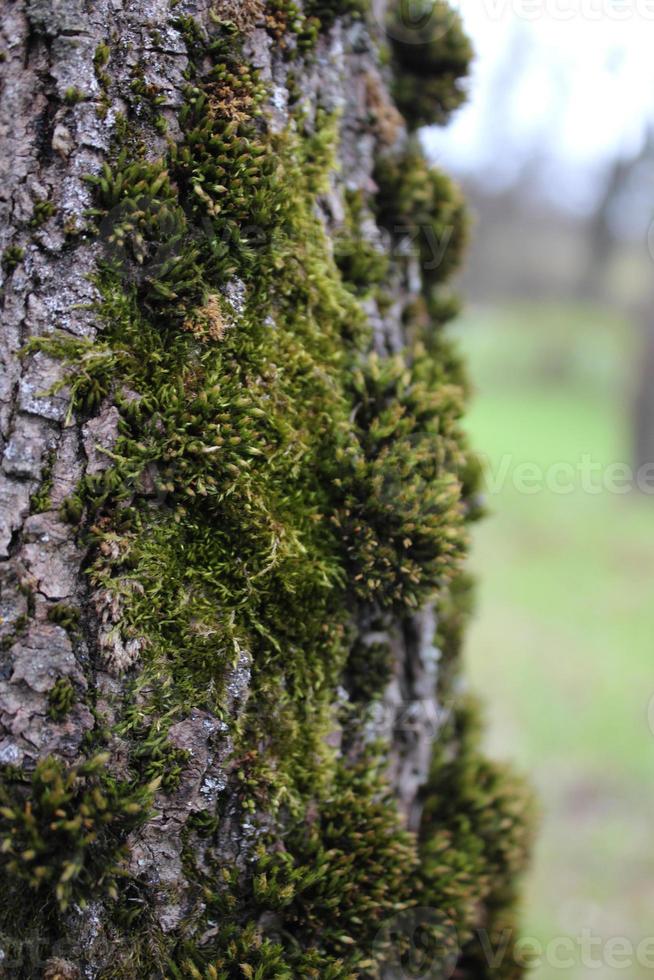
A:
0,2,533,977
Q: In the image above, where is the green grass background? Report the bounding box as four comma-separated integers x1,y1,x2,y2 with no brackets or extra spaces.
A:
454,304,654,979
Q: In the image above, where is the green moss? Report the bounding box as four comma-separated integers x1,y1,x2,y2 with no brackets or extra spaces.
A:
272,761,417,949
375,139,468,291
118,708,192,793
0,754,156,913
60,492,85,525
344,625,393,702
335,190,389,295
419,697,537,978
0,613,29,652
389,0,472,129
126,64,169,134
63,86,86,105
168,926,293,979
94,42,110,70
30,200,57,228
264,1,312,42
47,603,81,632
335,346,468,609
23,333,119,423
29,449,56,513
305,0,368,26
262,0,367,51
168,731,533,978
179,759,417,978
42,32,357,828
93,41,112,118
2,244,25,272
47,677,77,721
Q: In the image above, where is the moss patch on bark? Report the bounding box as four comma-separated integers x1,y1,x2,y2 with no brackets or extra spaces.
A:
9,3,535,977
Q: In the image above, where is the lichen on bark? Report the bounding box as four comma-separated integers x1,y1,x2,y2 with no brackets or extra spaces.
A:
0,1,534,977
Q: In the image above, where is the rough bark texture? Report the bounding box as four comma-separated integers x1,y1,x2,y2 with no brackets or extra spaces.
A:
0,2,533,977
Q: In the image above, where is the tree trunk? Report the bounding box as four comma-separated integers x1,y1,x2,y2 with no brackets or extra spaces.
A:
0,2,533,977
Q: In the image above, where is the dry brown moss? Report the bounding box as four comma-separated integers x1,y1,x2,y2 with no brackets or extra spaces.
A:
212,0,265,32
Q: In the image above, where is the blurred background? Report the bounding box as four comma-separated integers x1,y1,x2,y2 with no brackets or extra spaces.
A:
423,5,654,978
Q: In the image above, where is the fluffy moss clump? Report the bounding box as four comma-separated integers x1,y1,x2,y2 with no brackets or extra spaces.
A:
304,0,367,25
389,0,472,129
335,190,389,295
419,698,536,979
375,140,468,291
47,677,77,720
2,244,25,272
335,347,467,609
0,755,155,913
179,761,417,978
170,732,533,979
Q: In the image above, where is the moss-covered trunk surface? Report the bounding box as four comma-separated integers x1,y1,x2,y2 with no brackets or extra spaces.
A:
0,1,534,976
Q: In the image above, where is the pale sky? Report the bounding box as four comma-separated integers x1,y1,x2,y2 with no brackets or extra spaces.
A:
423,1,654,216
